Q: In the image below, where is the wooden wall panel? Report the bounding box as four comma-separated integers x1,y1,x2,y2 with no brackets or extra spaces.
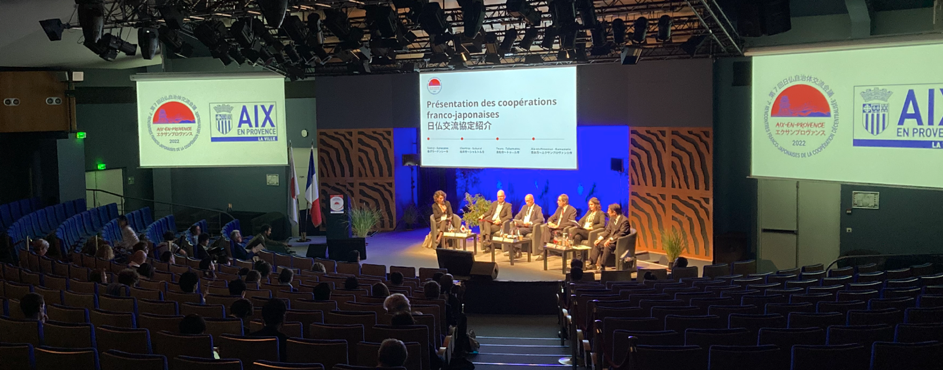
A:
318,129,396,231
0,71,72,133
630,128,713,261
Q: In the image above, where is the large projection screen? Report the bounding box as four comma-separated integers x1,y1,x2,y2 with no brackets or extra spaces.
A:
419,67,578,169
752,43,943,188
135,73,287,168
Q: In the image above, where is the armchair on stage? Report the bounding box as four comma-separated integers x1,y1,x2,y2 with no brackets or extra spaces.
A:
539,225,638,271
428,214,461,248
499,220,543,259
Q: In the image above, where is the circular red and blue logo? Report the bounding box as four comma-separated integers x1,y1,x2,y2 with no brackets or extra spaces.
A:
146,96,201,152
764,78,839,158
427,78,442,95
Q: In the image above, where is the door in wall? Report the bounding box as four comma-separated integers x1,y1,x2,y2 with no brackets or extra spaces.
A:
86,169,125,213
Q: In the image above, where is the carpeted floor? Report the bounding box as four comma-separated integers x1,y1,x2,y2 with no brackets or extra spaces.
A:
464,314,570,370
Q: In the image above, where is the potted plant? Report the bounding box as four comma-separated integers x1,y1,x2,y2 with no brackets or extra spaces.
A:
662,228,688,269
401,201,420,231
348,204,384,238
462,193,492,234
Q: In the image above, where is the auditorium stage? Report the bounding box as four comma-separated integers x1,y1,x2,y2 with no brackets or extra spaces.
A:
286,230,703,281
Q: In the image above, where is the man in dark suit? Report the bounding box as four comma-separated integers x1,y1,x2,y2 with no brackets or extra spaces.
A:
479,190,513,253
510,194,544,236
541,194,578,246
563,197,606,245
588,203,631,271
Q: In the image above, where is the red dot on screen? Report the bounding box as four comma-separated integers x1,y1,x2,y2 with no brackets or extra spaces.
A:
532,137,535,140
461,137,464,140
496,137,499,140
426,137,430,140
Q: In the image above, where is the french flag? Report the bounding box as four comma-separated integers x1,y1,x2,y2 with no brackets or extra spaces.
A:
305,144,322,227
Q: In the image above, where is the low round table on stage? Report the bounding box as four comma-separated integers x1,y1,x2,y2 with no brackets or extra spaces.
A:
543,243,591,274
491,236,530,265
441,232,478,254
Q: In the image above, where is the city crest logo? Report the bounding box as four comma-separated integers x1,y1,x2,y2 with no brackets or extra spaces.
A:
428,78,442,95
859,88,892,136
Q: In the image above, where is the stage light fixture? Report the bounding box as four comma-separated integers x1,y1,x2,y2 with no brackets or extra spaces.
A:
656,15,672,42
138,27,159,59
227,47,247,65
507,0,541,26
284,44,302,64
194,21,233,65
460,0,485,38
39,19,69,41
158,26,193,58
257,0,289,29
680,34,707,56
519,27,538,50
484,32,500,63
231,18,255,48
589,22,611,55
540,27,558,49
324,9,352,42
283,15,308,44
620,45,642,65
575,0,597,28
632,17,648,44
76,0,105,53
550,0,576,29
556,48,570,60
574,43,588,61
252,18,283,51
156,2,187,30
611,18,626,44
366,6,400,39
499,28,517,54
524,54,543,64
419,2,449,36
307,13,325,45
558,24,578,50
96,33,137,61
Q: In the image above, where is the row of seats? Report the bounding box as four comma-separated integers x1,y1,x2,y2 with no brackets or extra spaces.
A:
0,198,41,232
562,260,943,370
7,199,89,254
102,208,153,244
145,215,177,246
54,204,119,255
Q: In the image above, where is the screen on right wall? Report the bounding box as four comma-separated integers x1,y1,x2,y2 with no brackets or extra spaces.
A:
752,43,943,188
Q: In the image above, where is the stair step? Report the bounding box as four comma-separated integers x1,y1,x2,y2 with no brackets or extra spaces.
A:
472,363,569,370
470,353,569,365
476,336,564,346
476,344,570,355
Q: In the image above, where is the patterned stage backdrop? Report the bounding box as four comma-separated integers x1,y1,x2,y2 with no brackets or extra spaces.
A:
630,128,713,261
318,129,396,231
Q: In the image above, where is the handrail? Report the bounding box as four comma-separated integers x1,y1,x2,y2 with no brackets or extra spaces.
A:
826,253,943,271
86,188,236,229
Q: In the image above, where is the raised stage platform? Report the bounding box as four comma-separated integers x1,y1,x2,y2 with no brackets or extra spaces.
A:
284,230,710,281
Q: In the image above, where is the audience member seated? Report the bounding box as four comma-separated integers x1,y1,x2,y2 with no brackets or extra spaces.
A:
20,293,47,322
250,298,290,361
199,257,217,279
344,276,359,291
313,283,332,301
254,260,272,279
231,230,248,260
137,263,156,279
117,215,140,249
229,279,247,297
160,251,176,264
218,255,231,266
377,338,409,368
179,314,207,335
384,293,412,315
229,299,253,334
249,224,292,254
390,312,444,370
89,269,108,284
238,268,250,279
438,274,455,297
157,231,186,257
245,271,262,289
80,238,100,256
348,250,361,264
131,242,149,256
431,272,444,284
179,271,201,297
128,250,147,268
310,262,326,273
569,266,584,282
32,239,49,257
97,244,115,261
277,269,294,290
674,256,689,268
423,281,440,300
372,282,390,298
106,269,140,296
389,272,404,287
246,243,264,261
189,224,202,243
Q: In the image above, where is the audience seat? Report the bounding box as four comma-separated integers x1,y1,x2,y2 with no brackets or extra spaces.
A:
96,325,153,354
101,350,168,370
286,338,348,369
174,356,243,370
0,342,35,370
217,335,279,368
35,346,99,370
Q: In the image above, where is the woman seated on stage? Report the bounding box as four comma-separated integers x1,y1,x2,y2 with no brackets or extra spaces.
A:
432,190,453,248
